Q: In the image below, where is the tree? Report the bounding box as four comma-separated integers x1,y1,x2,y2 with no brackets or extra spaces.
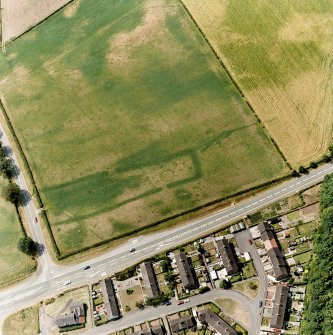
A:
219,279,231,289
298,166,308,174
135,301,145,310
2,183,20,204
323,154,331,163
17,236,36,255
0,158,12,179
165,271,175,283
291,170,300,177
309,161,318,169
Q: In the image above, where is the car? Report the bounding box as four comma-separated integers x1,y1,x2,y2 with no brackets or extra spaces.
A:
164,301,172,306
184,299,190,303
64,280,71,285
35,217,38,223
248,239,253,245
259,301,263,308
129,248,136,253
83,265,91,270
177,300,184,305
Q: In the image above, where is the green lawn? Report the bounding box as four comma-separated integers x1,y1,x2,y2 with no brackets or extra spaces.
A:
0,178,36,287
297,221,318,235
294,251,312,264
0,0,287,255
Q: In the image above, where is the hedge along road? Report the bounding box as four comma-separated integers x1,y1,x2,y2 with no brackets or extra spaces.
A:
0,123,332,327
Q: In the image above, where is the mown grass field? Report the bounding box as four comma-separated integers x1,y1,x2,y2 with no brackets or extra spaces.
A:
2,306,39,335
0,178,36,287
0,0,287,255
181,0,333,166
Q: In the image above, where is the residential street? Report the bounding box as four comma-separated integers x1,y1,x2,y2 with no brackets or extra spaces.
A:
0,121,332,333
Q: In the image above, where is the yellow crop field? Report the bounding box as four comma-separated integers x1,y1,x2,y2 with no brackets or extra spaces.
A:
181,0,333,167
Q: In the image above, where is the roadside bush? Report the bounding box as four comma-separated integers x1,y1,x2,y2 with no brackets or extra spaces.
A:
198,286,210,294
17,236,36,255
115,265,137,281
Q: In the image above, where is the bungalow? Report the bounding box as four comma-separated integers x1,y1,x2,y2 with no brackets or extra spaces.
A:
55,300,86,328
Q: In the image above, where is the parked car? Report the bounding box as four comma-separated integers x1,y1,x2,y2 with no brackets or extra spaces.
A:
184,299,190,303
165,301,172,306
259,301,263,307
83,265,91,270
64,280,71,286
129,248,136,253
177,300,184,305
248,239,253,245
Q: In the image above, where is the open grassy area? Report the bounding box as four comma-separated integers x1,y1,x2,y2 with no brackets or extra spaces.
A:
232,278,259,299
0,178,36,287
181,0,333,166
118,285,143,313
0,0,287,255
215,298,250,330
2,306,39,335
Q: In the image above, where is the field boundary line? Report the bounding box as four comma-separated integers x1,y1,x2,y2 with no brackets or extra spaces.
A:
3,0,75,46
0,98,60,258
177,0,292,170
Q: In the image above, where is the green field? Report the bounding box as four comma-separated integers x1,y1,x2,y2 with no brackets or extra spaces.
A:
0,178,36,286
182,0,333,166
0,0,287,255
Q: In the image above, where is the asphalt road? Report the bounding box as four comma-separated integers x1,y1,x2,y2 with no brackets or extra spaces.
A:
0,122,333,331
81,289,257,335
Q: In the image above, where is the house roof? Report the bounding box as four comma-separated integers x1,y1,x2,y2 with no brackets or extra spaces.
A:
175,252,197,289
55,300,85,328
258,222,288,281
140,261,159,299
270,286,289,329
197,309,237,335
130,325,164,335
100,278,120,319
216,239,238,275
55,313,77,328
169,315,195,333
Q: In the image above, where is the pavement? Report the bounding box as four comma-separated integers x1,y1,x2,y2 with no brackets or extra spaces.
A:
0,121,333,333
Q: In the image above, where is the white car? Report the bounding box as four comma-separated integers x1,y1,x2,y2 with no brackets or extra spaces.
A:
184,299,190,303
64,280,71,286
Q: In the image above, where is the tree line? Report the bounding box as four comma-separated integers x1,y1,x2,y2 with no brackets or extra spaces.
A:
0,140,36,255
301,173,333,335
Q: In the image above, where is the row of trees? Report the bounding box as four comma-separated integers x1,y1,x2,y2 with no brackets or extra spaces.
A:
301,173,333,335
0,140,36,255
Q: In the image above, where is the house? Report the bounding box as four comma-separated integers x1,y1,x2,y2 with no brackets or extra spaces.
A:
169,316,195,333
100,278,120,320
258,222,288,281
55,300,86,328
197,309,237,335
140,261,159,299
175,252,197,289
270,286,289,330
130,325,164,335
216,239,238,275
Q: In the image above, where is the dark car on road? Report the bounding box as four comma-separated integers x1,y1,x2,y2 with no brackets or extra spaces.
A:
83,265,91,270
130,248,136,253
259,301,263,307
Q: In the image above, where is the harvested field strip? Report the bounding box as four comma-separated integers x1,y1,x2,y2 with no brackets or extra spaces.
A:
181,0,333,166
0,0,287,255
